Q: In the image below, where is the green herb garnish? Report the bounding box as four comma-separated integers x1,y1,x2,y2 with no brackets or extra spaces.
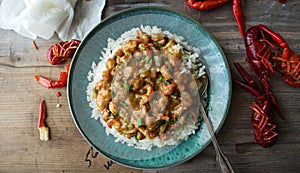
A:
145,57,151,64
135,57,142,62
168,121,178,125
135,55,146,62
153,121,164,131
158,74,163,81
141,55,146,60
157,43,162,49
113,110,119,117
119,101,128,107
137,117,143,126
123,83,133,92
132,133,139,142
110,91,116,98
139,45,146,50
164,80,170,85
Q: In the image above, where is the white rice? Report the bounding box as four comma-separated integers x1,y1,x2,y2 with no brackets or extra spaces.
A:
86,25,206,150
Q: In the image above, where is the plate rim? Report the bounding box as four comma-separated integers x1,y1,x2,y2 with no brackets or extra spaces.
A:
67,6,232,169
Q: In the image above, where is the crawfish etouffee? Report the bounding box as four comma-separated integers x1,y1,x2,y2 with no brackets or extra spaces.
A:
87,26,207,150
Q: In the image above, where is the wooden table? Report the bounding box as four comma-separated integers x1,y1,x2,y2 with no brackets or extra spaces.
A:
1,0,299,172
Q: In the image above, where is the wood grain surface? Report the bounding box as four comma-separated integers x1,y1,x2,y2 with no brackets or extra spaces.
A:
0,0,299,172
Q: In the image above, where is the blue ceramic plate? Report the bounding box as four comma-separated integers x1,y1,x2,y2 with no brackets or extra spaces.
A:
68,7,231,169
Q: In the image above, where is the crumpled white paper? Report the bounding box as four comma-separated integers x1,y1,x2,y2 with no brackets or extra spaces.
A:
0,0,106,41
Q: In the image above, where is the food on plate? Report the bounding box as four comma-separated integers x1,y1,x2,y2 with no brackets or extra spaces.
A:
87,26,207,150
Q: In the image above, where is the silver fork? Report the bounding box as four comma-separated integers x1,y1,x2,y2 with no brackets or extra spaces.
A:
198,75,235,173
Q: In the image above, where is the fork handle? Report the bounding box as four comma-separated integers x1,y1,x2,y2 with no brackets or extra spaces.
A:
200,104,235,173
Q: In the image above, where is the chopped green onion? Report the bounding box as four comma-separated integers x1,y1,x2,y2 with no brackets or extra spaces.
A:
145,57,151,64
139,45,146,50
141,55,146,60
164,80,170,85
123,83,133,92
110,91,116,98
135,55,147,62
157,43,162,49
137,117,143,126
128,85,133,91
158,74,163,81
118,83,123,88
153,121,164,131
113,110,119,117
168,121,178,125
135,57,142,62
132,133,139,142
120,101,128,107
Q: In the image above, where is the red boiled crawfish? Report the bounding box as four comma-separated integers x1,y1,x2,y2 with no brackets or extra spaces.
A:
47,39,81,65
234,63,279,147
185,1,292,148
33,39,81,88
245,24,300,88
234,24,300,147
185,0,245,38
184,0,286,39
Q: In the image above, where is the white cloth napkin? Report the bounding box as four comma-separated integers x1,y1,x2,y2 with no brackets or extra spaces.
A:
0,0,106,41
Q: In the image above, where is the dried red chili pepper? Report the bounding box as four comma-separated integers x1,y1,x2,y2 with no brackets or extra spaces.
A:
33,64,70,88
55,92,62,97
47,39,81,65
38,99,49,141
32,40,39,50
